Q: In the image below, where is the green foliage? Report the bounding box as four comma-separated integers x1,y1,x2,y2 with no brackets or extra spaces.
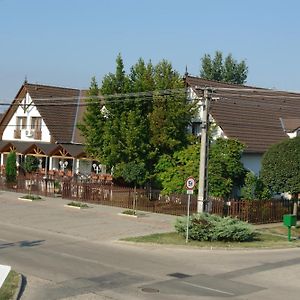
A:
155,143,200,194
175,213,256,242
155,138,245,197
21,194,42,200
208,139,246,198
22,156,39,173
118,161,147,186
261,137,300,194
67,201,89,208
241,171,271,200
80,55,194,185
200,51,248,84
5,151,17,183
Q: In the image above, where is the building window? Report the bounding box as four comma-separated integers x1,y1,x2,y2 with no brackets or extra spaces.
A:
31,117,41,131
16,117,27,129
192,122,201,136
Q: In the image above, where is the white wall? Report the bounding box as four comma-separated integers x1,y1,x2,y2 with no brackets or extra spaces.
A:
241,153,263,175
2,93,51,142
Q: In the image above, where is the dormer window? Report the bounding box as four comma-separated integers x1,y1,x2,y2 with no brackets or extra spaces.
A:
16,117,27,129
31,117,42,140
14,117,27,139
31,117,41,131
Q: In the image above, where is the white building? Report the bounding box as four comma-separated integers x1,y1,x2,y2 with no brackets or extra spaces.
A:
185,75,300,175
0,81,107,178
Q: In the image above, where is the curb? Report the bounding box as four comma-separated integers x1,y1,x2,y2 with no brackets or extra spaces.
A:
64,204,89,209
13,274,25,300
117,212,138,218
18,198,33,202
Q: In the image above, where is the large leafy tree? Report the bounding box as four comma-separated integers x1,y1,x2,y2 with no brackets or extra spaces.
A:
155,143,200,194
261,137,300,195
208,138,246,198
156,138,246,198
150,60,193,158
80,55,194,185
77,77,105,160
200,51,248,84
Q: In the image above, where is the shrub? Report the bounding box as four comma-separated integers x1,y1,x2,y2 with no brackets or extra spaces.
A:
21,195,42,200
5,151,17,183
22,156,39,173
175,213,256,242
67,202,88,208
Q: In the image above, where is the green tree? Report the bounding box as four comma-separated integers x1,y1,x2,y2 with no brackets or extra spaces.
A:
80,55,194,185
200,51,248,84
150,60,194,158
261,137,300,214
208,138,246,198
23,156,39,173
119,161,147,213
78,77,106,160
261,137,300,195
241,171,271,200
22,156,40,195
155,143,200,194
155,138,246,198
5,151,17,183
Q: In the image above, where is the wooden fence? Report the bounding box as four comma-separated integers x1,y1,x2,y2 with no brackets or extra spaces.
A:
0,175,297,224
61,180,297,224
0,174,59,197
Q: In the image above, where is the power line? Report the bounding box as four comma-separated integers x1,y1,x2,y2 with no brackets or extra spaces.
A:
0,88,187,104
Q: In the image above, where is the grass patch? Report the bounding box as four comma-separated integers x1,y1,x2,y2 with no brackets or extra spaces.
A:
122,210,137,215
0,270,19,300
67,201,89,208
122,227,300,249
257,225,300,237
20,194,43,200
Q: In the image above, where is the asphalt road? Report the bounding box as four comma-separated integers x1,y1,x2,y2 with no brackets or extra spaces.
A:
0,191,300,299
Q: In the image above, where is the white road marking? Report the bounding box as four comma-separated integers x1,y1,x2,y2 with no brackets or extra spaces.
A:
182,280,235,296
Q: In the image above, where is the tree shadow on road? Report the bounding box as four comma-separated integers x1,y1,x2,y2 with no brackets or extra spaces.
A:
0,240,45,249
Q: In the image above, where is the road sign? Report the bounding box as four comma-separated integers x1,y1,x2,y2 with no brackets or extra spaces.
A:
186,176,196,190
185,176,195,244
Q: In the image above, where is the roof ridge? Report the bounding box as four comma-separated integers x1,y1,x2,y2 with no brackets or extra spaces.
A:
184,75,268,90
24,82,81,91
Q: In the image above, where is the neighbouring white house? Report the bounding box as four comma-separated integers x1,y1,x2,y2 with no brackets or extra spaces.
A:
185,75,300,175
0,80,108,178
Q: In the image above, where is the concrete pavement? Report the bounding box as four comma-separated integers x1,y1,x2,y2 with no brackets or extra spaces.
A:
0,190,300,300
0,190,176,242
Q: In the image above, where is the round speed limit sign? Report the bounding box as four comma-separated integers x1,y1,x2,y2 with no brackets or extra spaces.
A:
186,176,196,190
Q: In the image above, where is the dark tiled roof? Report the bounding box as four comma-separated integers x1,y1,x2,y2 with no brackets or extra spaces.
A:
0,140,31,153
59,143,85,157
24,83,82,143
72,90,88,144
0,140,85,158
281,118,300,132
185,75,300,153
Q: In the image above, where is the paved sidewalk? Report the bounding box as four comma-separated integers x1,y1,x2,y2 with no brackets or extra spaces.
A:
0,190,176,243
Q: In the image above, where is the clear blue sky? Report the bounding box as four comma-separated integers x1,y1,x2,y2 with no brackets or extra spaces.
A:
1,0,300,101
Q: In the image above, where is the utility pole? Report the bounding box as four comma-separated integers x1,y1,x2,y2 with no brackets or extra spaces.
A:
197,88,210,213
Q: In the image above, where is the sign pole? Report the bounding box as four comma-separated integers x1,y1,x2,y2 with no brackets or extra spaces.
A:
186,193,191,243
185,176,195,244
